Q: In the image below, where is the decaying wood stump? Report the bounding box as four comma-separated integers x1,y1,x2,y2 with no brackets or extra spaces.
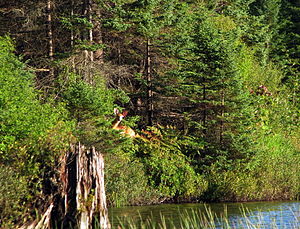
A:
74,143,110,229
21,143,111,229
19,203,54,229
61,143,111,229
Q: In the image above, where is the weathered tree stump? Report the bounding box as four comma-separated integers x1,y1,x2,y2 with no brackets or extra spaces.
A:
62,143,111,229
21,143,111,229
75,143,110,229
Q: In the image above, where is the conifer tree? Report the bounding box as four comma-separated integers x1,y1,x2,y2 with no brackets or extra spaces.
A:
160,5,255,164
274,0,300,106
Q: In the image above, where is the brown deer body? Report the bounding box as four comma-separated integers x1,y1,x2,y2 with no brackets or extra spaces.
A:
112,108,137,138
112,108,160,141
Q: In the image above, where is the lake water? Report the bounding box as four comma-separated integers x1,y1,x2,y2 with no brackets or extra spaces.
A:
108,201,300,228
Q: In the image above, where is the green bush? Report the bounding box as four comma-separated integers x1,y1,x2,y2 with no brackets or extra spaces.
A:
0,36,71,164
204,133,300,202
0,36,73,225
63,78,115,118
136,127,207,200
61,75,131,151
104,142,160,206
105,126,208,206
0,165,28,227
247,134,300,200
105,151,158,207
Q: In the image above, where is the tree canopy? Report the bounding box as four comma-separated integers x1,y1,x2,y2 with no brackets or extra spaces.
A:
0,0,299,226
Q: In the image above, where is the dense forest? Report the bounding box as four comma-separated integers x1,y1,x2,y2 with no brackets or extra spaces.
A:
0,0,299,227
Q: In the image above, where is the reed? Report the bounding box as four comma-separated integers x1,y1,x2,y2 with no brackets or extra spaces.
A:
110,205,300,229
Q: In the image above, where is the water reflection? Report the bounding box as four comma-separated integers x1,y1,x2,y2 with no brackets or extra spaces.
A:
108,201,300,228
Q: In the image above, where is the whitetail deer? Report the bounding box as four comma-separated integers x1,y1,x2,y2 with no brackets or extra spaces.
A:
111,108,160,141
250,85,273,96
112,108,137,138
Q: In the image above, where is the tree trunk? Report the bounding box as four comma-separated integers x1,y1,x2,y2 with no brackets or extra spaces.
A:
47,0,54,82
71,0,75,70
146,38,153,126
88,0,94,63
82,0,93,82
18,203,54,229
202,81,207,135
47,0,54,61
92,1,104,64
220,89,225,145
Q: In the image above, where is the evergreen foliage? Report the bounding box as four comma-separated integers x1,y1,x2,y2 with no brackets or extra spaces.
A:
0,0,299,226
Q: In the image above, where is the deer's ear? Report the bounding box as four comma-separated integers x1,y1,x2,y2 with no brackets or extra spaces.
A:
114,108,120,115
122,110,128,117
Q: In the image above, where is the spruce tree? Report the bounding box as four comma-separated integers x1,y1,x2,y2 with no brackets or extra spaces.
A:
161,5,255,165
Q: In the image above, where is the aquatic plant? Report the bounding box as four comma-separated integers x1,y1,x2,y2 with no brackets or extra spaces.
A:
110,205,300,229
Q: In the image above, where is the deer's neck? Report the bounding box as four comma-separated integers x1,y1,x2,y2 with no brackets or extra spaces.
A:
112,118,122,129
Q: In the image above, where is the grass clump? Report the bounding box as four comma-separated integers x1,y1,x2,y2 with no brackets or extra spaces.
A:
111,205,300,229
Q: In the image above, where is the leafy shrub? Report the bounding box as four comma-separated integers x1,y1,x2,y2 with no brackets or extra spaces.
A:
136,127,207,200
105,146,158,207
247,134,300,200
0,36,71,164
61,75,131,152
105,126,208,206
0,36,73,225
204,133,300,202
63,78,115,118
0,165,28,227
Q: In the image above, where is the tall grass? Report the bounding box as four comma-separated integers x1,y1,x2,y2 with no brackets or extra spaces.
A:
110,205,300,229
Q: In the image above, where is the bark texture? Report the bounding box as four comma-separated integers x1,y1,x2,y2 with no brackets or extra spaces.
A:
21,143,110,229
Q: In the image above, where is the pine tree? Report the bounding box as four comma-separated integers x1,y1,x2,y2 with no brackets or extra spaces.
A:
274,0,300,107
160,5,255,164
100,0,182,126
